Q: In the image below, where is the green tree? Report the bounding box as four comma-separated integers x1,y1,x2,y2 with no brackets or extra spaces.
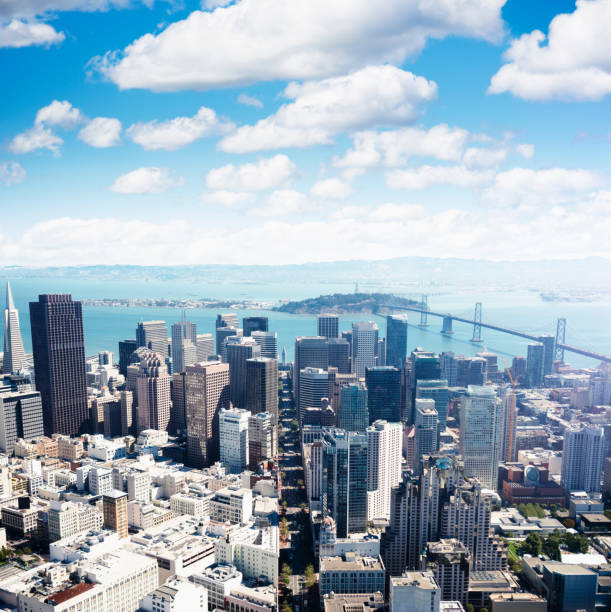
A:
297,478,304,488
305,563,316,588
465,604,475,612
520,533,542,557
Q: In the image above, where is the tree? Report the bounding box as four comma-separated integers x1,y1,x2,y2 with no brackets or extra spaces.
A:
297,479,304,488
305,563,316,588
465,604,475,612
520,533,542,557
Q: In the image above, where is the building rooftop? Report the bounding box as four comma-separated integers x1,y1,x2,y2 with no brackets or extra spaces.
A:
320,553,384,572
390,571,438,590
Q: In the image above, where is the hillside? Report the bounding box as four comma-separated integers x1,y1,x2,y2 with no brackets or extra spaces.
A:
273,292,422,315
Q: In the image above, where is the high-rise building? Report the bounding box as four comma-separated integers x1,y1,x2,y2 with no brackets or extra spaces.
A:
459,385,503,489
351,321,379,378
338,383,368,433
367,420,402,521
186,361,230,468
118,339,138,376
298,367,329,422
440,352,458,387
322,428,368,538
500,385,517,463
171,372,187,433
425,539,470,604
416,379,449,430
389,571,441,612
537,334,555,377
226,337,260,409
2,282,26,374
327,338,351,374
136,320,168,356
136,352,171,433
103,490,128,539
245,357,278,422
365,366,401,423
119,390,134,436
386,314,408,369
468,357,487,385
318,314,339,339
526,343,544,387
242,316,268,337
248,412,277,469
216,327,241,360
171,320,197,373
195,334,215,362
216,313,239,329
219,407,251,474
29,294,89,436
410,350,441,423
251,331,278,359
294,336,328,410
0,389,44,454
511,356,527,384
377,338,386,366
414,399,439,474
561,424,605,494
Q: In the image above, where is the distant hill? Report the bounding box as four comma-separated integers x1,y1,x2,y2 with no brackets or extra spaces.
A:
273,292,422,314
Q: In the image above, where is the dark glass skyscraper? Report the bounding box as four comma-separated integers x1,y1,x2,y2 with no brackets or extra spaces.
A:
386,315,408,369
118,339,138,376
243,316,269,337
365,366,401,423
29,294,89,436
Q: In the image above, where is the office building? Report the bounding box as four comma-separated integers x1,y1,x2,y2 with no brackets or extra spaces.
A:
414,399,439,474
410,350,441,423
366,366,401,423
386,314,408,369
186,361,230,468
136,320,168,356
171,371,187,433
318,314,339,339
299,367,329,422
468,357,486,385
327,338,351,374
171,320,198,373
537,334,555,377
102,490,128,539
136,352,171,433
500,386,517,463
118,339,138,376
251,330,278,359
217,313,239,329
248,412,277,469
120,389,134,436
389,571,441,612
245,357,278,421
217,326,241,360
47,500,103,542
0,389,44,454
510,356,527,384
322,429,368,537
219,407,251,474
294,336,328,410
561,424,605,494
526,343,544,387
2,282,26,374
367,420,402,521
440,352,458,387
319,553,385,602
352,321,379,378
425,539,470,604
416,379,449,430
29,294,89,436
195,333,215,361
459,385,503,489
141,576,208,612
242,316,268,337
338,383,368,433
226,338,260,408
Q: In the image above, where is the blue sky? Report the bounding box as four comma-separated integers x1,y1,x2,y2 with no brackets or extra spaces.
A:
0,0,610,266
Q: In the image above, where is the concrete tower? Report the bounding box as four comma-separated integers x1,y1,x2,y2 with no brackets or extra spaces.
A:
3,282,26,374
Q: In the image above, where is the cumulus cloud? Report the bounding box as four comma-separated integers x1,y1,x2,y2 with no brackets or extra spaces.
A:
78,117,122,148
35,100,84,128
251,189,310,217
203,190,255,208
126,106,231,151
205,155,298,192
489,0,611,101
368,202,426,221
310,178,353,200
219,66,437,153
0,19,64,48
8,125,63,154
95,0,505,91
237,93,263,108
387,165,493,190
109,167,183,194
0,161,26,186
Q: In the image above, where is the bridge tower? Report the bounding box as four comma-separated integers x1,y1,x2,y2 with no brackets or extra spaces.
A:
471,302,483,343
555,318,566,363
442,316,453,335
419,295,429,327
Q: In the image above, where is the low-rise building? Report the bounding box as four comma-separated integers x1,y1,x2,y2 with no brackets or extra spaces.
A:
190,564,243,610
210,487,252,524
140,576,208,612
319,553,385,602
389,571,440,612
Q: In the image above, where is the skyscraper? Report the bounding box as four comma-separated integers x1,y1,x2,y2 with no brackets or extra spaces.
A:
440,352,458,387
196,334,215,361
459,385,503,489
294,336,328,412
251,331,278,359
526,343,544,387
136,320,168,356
386,314,408,369
242,316,268,337
367,420,402,521
322,428,368,538
365,366,401,423
338,383,368,433
537,334,555,377
29,294,89,436
416,379,449,430
499,385,517,463
327,338,351,374
351,321,379,378
219,407,251,474
0,388,44,454
3,282,26,374
216,326,241,360
186,361,230,468
414,399,439,473
171,320,197,373
298,367,329,422
226,337,260,409
245,357,278,422
248,411,277,469
317,314,339,339
118,339,138,376
216,313,239,329
136,352,171,433
171,371,187,433
409,350,441,423
103,490,128,539
561,424,605,494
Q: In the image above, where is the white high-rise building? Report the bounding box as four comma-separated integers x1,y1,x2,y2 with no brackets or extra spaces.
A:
459,385,503,489
390,571,441,612
561,424,605,494
367,420,402,521
2,282,26,374
298,367,329,422
136,352,171,433
351,321,379,378
414,399,439,473
196,334,215,361
251,331,278,359
219,407,251,473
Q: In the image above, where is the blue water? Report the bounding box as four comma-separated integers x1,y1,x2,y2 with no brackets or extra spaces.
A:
4,278,611,368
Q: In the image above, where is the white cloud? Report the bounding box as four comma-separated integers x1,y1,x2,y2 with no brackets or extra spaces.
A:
219,66,437,153
203,190,255,208
126,106,231,151
202,0,232,10
0,161,26,186
205,155,298,192
368,202,425,221
0,1,159,19
0,19,64,48
489,0,611,101
109,167,183,194
484,167,602,205
237,93,263,108
35,100,84,128
95,0,505,91
251,189,310,217
387,165,493,190
78,117,122,148
310,178,352,200
8,124,63,154
516,143,535,159
462,147,507,168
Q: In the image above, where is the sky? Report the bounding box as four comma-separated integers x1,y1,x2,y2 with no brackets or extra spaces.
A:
0,0,610,266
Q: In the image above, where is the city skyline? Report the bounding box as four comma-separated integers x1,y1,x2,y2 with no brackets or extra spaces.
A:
1,1,610,266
